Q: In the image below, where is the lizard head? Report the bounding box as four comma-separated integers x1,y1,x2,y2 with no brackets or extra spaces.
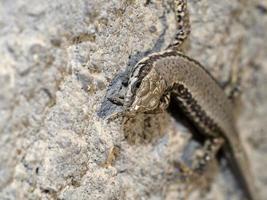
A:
124,62,168,115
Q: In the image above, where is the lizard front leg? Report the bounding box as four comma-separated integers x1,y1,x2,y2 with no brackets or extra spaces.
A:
193,137,225,173
166,138,224,200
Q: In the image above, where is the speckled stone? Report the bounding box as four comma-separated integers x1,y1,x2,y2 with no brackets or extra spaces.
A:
0,0,266,199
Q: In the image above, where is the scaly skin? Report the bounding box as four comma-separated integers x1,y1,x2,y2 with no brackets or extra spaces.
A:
113,0,259,199
168,0,191,50
124,49,258,200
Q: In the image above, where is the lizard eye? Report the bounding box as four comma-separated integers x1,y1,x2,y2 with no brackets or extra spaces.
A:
135,81,141,88
131,80,141,93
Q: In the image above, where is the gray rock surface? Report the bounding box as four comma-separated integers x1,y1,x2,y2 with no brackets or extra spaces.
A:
0,0,267,199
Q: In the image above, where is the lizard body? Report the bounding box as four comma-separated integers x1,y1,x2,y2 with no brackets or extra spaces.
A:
124,50,258,200
103,0,258,199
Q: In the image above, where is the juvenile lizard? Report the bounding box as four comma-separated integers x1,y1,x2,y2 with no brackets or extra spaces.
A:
105,0,258,199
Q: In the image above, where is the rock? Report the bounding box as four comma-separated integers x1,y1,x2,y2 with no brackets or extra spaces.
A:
0,0,266,199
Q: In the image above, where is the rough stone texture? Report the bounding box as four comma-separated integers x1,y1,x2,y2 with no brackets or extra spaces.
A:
0,0,266,199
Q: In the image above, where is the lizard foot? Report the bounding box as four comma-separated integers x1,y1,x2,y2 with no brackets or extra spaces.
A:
193,137,224,173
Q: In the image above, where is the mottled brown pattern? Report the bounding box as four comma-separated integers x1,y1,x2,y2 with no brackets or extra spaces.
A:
168,0,191,50
122,0,259,199
171,82,223,137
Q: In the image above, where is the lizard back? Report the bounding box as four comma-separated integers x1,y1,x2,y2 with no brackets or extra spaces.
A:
149,51,258,200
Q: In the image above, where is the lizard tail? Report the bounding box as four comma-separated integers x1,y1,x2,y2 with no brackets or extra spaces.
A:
224,140,260,200
168,0,191,51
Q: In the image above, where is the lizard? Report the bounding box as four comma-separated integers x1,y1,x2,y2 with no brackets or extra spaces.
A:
104,0,259,199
